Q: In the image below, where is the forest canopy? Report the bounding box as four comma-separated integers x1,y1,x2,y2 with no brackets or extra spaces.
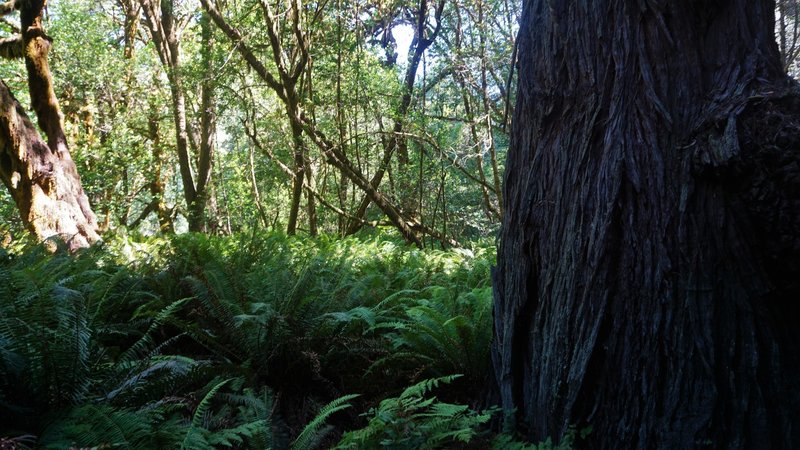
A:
0,0,515,245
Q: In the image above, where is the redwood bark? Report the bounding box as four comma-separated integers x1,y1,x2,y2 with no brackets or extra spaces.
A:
493,1,800,448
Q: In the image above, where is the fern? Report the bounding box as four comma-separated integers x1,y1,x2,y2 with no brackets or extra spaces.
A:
1,231,498,449
290,394,359,450
118,297,192,363
180,378,232,449
374,287,494,388
38,404,153,449
336,375,491,449
399,375,463,400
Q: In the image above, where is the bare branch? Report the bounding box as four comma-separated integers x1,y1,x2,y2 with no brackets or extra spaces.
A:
200,0,285,97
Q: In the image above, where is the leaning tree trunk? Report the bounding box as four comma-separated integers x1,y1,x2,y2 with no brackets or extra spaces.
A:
0,0,98,250
493,1,800,448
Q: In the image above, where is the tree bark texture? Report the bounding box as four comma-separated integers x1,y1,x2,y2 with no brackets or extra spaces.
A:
0,0,99,250
493,1,800,448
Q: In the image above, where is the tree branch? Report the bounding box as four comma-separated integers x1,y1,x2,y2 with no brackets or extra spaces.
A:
0,0,18,16
200,0,285,98
0,36,22,59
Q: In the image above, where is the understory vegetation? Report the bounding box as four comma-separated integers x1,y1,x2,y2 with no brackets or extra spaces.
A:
0,232,567,449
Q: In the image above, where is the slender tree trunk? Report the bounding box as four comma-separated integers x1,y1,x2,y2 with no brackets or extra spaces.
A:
167,73,198,224
304,154,318,236
121,0,141,61
493,1,800,448
476,0,502,214
335,6,349,235
141,0,214,232
155,2,198,224
286,120,305,235
344,0,446,235
0,0,99,251
201,0,459,248
248,143,269,229
451,2,498,220
453,0,501,219
147,91,173,232
243,117,361,233
456,78,496,219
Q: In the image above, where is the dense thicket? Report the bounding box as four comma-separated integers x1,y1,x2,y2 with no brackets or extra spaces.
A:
0,232,511,449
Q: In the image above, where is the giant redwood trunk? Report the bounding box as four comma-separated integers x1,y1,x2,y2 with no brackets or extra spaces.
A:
493,0,800,448
0,0,98,250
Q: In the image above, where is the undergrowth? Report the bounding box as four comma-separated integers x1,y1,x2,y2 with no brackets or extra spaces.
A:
0,231,565,449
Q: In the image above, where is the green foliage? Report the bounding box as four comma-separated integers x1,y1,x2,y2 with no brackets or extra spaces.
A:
23,0,515,240
0,232,504,448
368,285,493,385
49,0,170,228
291,394,359,450
336,375,492,449
490,426,588,450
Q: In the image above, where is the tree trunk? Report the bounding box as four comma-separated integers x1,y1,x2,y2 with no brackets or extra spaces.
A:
121,0,141,60
247,142,270,229
475,0,503,215
201,0,459,248
304,153,318,236
147,89,173,232
493,1,800,448
286,120,305,235
190,11,216,232
0,0,99,251
141,0,214,233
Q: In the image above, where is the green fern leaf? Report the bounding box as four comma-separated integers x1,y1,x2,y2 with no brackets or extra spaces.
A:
290,394,359,450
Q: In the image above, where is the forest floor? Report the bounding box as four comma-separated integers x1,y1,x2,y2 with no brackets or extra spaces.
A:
0,231,576,449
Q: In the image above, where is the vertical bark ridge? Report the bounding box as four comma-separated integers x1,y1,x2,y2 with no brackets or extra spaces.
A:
494,0,799,447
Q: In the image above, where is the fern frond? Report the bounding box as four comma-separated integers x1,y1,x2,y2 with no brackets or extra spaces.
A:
178,379,232,450
290,394,359,450
400,375,462,400
119,297,192,363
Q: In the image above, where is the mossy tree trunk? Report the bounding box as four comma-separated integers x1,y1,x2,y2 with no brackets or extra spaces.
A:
0,0,99,250
493,0,800,448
